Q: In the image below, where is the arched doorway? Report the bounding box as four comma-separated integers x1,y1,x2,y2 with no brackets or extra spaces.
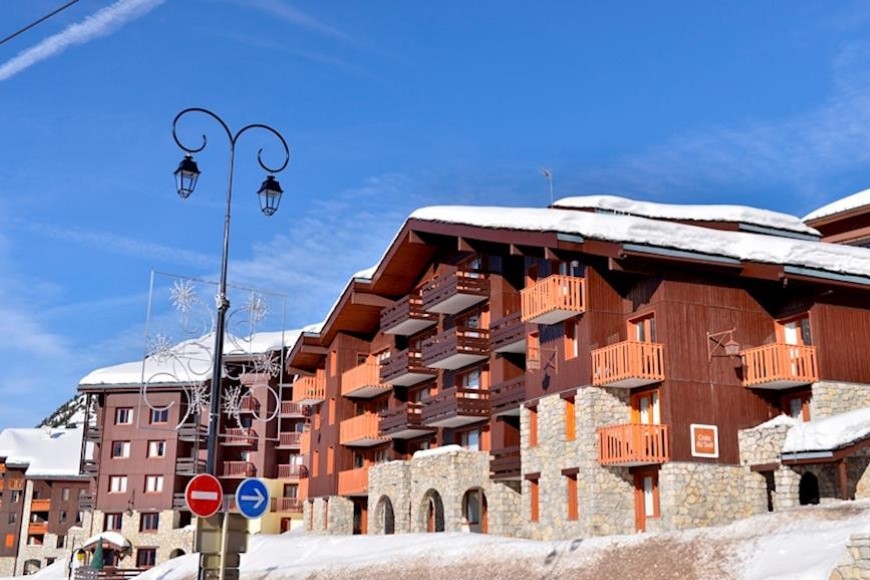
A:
375,496,395,535
169,549,186,559
799,472,820,505
420,489,444,533
23,560,41,575
462,488,488,533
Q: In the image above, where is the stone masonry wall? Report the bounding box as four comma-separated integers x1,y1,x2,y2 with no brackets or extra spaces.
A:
812,382,870,419
368,461,411,534
0,557,14,576
830,533,870,580
325,496,354,535
738,418,794,468
90,509,194,569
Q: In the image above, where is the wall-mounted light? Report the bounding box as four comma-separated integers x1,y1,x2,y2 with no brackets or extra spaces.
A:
707,328,740,361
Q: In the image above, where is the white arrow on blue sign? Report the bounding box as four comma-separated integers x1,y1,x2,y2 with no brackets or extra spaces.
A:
235,478,270,519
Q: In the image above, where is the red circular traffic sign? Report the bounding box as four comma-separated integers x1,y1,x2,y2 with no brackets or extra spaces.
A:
185,474,223,518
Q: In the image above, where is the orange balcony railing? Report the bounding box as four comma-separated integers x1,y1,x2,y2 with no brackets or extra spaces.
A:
340,414,389,447
598,423,670,466
278,432,302,448
338,467,369,496
341,361,391,399
521,275,585,324
27,522,47,536
291,373,326,404
592,341,665,388
271,497,303,513
741,344,818,389
278,463,306,479
30,499,51,512
223,428,257,446
221,461,256,478
280,401,305,416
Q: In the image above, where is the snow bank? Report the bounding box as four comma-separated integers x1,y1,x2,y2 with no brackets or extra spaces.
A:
783,407,870,453
0,427,83,477
803,187,870,221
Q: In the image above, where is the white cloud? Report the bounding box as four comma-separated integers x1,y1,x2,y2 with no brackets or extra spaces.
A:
0,0,166,82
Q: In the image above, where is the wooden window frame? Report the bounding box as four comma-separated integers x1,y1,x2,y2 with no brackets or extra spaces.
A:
776,313,812,346
528,405,538,447
528,475,540,523
782,392,811,422
114,408,132,425
564,397,576,441
566,473,578,521
630,389,661,425
564,320,578,360
139,513,159,533
628,312,656,343
635,469,661,519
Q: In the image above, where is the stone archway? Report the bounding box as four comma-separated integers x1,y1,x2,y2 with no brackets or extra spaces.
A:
23,559,41,575
462,487,488,533
169,549,186,559
374,495,396,535
420,489,445,533
799,472,820,505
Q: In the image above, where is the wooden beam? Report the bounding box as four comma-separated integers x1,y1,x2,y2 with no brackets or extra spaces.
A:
749,462,781,473
838,459,849,500
544,247,559,261
408,230,426,245
457,237,474,252
351,292,394,308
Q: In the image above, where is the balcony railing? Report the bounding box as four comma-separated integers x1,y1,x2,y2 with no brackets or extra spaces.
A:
291,374,326,405
490,446,521,480
421,387,490,428
341,361,391,399
271,497,303,513
591,341,665,388
221,461,256,478
521,275,585,325
278,463,306,479
490,310,526,354
79,492,95,511
381,294,437,336
27,522,47,536
172,492,188,510
490,376,526,417
223,428,257,446
380,348,436,387
340,413,389,447
741,344,819,389
84,425,102,442
421,327,490,370
379,402,435,439
82,459,98,475
280,401,305,416
239,396,261,413
338,467,369,496
178,423,208,443
598,423,670,466
421,270,490,315
175,457,206,476
277,432,303,448
30,499,51,512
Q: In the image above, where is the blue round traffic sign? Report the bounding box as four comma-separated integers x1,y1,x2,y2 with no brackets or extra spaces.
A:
235,478,270,519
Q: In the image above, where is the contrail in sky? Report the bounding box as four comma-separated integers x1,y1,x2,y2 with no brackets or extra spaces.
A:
0,0,165,82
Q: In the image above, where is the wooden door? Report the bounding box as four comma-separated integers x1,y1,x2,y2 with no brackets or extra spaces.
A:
633,470,659,532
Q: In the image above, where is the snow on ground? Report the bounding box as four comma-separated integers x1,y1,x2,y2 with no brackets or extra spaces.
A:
127,502,869,580
804,187,870,221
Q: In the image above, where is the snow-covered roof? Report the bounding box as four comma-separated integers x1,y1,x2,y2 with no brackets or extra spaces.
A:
803,187,870,222
79,328,310,387
553,195,819,237
754,414,798,430
0,428,83,477
82,531,130,550
409,206,870,280
782,407,870,453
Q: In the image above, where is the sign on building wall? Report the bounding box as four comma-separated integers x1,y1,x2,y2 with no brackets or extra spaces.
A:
690,424,719,458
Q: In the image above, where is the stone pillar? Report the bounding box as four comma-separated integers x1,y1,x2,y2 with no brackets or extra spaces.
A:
830,533,870,579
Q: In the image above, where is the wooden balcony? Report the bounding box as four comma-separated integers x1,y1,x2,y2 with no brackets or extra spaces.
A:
340,413,389,447
379,402,436,439
381,294,437,335
421,270,490,315
238,396,261,413
521,275,585,324
490,311,526,354
78,492,95,511
277,431,302,448
223,428,257,446
338,467,369,497
280,401,305,417
271,497,303,513
30,499,51,512
278,463,306,479
421,387,490,428
342,361,391,399
421,327,490,370
27,522,47,536
490,446,521,480
172,492,188,510
490,376,526,417
82,459,98,475
380,348,436,387
178,422,208,443
84,425,102,442
741,344,819,389
598,423,670,466
591,341,666,388
175,457,206,476
221,461,256,478
291,373,326,405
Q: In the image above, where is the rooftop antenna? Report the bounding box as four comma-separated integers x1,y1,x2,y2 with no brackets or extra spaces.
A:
539,167,554,206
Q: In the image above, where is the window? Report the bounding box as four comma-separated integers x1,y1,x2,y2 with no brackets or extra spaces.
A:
783,393,811,422
632,390,661,425
458,429,481,451
75,511,83,525
115,408,132,425
527,331,541,370
778,315,812,346
136,548,157,568
353,452,364,469
150,408,169,424
283,484,298,498
144,476,164,494
329,350,337,376
529,476,540,522
630,313,656,343
11,490,21,503
327,447,334,475
638,471,660,519
4,534,13,548
59,510,67,523
564,397,576,441
109,476,127,494
374,448,389,464
457,367,481,390
111,441,131,458
558,260,582,277
566,473,578,521
140,513,159,532
61,488,70,501
356,352,368,366
8,513,16,525
564,320,579,359
147,440,166,458
104,513,122,531
56,536,65,549
528,406,538,447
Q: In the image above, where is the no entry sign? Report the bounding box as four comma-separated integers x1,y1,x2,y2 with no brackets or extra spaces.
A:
185,473,223,518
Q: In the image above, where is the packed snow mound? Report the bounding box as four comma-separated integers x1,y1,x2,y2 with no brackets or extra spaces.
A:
783,407,870,453
803,187,870,221
553,194,819,236
0,427,83,477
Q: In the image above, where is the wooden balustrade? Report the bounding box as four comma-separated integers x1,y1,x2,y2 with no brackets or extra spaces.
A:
591,341,665,388
338,467,369,496
221,461,256,478
341,361,391,398
521,275,585,324
741,344,818,389
598,423,670,466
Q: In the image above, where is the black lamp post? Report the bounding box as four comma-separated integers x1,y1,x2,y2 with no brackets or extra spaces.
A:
171,107,290,477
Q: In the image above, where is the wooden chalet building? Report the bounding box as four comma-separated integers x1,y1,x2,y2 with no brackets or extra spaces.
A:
289,193,870,540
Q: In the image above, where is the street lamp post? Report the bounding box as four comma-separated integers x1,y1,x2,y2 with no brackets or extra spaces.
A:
171,107,290,477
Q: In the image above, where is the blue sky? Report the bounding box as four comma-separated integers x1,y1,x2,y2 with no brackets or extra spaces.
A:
2,0,870,428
